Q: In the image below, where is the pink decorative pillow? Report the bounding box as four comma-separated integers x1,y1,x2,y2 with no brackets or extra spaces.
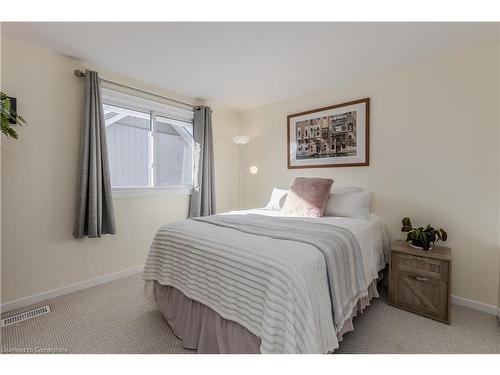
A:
282,177,334,217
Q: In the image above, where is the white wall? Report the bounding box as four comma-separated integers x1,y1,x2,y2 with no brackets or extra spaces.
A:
239,43,500,308
498,34,500,316
0,23,3,316
0,35,239,305
211,106,241,213
2,32,499,312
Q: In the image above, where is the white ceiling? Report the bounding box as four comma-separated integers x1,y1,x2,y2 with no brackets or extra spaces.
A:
3,22,499,110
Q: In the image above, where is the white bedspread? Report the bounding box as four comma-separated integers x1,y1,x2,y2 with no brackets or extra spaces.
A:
143,209,389,353
225,209,389,282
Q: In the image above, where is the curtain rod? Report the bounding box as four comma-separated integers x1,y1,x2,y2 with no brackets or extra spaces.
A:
74,70,200,111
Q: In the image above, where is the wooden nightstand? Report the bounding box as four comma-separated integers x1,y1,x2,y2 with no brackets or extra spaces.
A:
389,240,452,324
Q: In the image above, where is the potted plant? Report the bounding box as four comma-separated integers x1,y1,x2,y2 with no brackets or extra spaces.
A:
1,92,26,139
401,217,447,250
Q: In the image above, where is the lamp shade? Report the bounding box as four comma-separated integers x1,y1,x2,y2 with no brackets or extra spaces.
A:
232,135,250,145
249,166,258,174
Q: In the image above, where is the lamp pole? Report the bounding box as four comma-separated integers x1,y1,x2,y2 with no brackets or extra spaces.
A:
239,171,244,209
232,136,257,210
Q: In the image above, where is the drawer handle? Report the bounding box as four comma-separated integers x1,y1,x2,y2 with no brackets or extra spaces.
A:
408,255,426,261
408,275,429,282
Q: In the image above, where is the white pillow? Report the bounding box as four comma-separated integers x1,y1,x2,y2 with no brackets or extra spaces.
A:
324,187,371,220
264,188,288,210
332,186,363,193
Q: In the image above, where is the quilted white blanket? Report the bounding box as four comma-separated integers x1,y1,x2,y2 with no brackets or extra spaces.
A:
143,211,388,353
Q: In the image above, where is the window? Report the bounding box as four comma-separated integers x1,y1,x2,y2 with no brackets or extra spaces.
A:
104,105,151,187
102,88,194,195
155,116,193,187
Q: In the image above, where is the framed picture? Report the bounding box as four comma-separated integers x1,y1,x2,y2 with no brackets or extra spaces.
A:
8,97,17,124
287,97,369,169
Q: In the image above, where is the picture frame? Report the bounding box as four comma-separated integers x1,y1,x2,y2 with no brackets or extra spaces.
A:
287,97,370,169
8,96,17,124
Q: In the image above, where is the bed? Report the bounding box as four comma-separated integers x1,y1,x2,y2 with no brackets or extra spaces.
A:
143,208,389,354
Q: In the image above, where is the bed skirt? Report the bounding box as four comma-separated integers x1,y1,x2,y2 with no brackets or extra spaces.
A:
153,280,379,354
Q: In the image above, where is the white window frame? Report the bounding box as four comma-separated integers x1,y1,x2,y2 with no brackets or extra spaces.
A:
102,86,194,198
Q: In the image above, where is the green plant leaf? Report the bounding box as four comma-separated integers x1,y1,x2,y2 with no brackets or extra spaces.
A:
401,217,413,232
420,231,429,249
1,122,18,139
439,228,448,241
0,91,26,139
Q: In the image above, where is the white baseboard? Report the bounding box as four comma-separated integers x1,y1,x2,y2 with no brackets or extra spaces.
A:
451,294,499,316
1,265,144,314
2,268,498,318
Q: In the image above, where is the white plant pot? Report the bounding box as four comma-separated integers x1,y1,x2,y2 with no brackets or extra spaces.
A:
410,243,433,250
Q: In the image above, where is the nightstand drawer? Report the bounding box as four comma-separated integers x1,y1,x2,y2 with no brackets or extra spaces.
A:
390,271,449,322
394,252,448,280
389,240,451,324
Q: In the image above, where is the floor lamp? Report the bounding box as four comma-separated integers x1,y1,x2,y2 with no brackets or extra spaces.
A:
232,135,258,209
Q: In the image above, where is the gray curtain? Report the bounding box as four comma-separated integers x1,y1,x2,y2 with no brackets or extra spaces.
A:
73,70,116,238
189,106,216,217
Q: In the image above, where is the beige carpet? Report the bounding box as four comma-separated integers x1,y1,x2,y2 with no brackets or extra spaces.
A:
2,274,499,354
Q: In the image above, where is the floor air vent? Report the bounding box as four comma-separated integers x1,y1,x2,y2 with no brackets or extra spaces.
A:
1,305,51,327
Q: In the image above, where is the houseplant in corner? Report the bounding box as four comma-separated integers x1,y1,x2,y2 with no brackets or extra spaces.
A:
401,217,448,250
1,92,26,139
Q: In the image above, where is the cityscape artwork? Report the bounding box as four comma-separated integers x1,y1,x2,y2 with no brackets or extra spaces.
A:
287,98,369,168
